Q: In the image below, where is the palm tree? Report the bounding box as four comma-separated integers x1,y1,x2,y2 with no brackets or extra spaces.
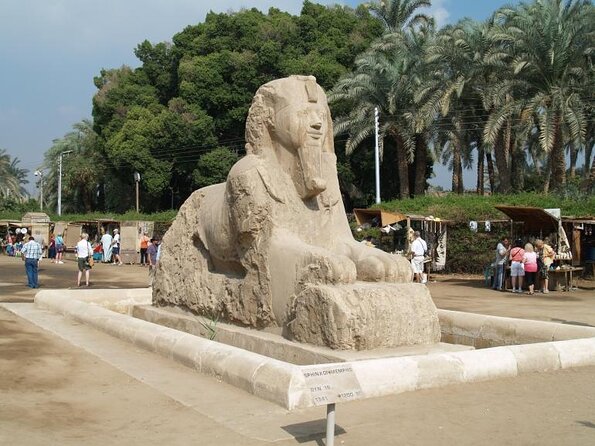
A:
419,19,498,193
367,0,432,33
330,44,415,198
330,21,436,199
485,0,594,192
42,120,104,213
0,149,28,201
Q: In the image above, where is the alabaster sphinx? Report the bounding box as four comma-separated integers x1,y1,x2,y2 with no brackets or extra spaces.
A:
153,76,440,350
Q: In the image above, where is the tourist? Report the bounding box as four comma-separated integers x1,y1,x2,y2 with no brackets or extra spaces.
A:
523,243,538,295
92,241,103,262
21,236,42,288
139,231,150,266
535,239,555,294
409,231,427,283
493,237,510,291
76,233,93,287
147,236,160,286
509,239,525,293
55,233,65,264
48,235,56,261
111,228,122,265
101,229,112,263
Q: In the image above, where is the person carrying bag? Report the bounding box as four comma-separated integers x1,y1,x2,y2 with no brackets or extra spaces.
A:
76,233,93,287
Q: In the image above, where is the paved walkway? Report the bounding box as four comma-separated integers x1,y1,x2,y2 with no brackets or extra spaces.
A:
1,256,594,445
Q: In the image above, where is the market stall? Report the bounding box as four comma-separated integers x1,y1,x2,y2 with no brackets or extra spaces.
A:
353,208,450,273
495,206,579,290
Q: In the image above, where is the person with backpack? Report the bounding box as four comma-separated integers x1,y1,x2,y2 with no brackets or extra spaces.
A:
55,233,65,264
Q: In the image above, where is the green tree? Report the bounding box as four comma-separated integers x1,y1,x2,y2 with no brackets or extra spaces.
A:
41,120,104,213
192,147,240,188
330,11,434,199
0,149,28,202
485,0,594,192
420,19,496,193
89,3,384,210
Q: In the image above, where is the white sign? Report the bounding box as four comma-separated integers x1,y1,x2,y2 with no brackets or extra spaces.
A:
302,364,363,406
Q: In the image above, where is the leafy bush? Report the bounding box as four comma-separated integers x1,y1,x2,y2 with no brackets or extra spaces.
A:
444,222,509,274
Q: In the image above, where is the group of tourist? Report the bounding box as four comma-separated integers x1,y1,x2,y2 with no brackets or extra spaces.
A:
493,237,556,294
11,226,158,289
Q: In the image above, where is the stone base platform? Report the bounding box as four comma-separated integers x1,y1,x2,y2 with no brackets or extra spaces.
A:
30,289,595,410
289,282,441,350
134,305,471,365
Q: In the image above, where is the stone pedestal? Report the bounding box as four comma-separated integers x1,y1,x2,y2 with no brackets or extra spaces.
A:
289,283,440,350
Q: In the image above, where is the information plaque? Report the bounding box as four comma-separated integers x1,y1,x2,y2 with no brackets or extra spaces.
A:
302,364,363,406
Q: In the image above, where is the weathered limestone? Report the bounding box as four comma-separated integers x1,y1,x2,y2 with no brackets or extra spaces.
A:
289,283,439,350
153,75,439,349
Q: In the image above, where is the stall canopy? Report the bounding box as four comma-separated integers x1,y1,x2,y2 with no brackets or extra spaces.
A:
353,209,407,227
495,206,560,233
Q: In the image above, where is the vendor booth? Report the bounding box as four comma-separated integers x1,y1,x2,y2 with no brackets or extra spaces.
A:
353,208,449,273
495,206,580,290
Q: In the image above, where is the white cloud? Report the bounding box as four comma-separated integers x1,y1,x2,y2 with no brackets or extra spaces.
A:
421,0,450,28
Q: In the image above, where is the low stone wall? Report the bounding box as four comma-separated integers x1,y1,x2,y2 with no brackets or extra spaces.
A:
34,290,595,410
438,309,595,348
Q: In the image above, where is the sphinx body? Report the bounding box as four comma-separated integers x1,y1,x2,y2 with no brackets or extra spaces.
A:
153,76,439,349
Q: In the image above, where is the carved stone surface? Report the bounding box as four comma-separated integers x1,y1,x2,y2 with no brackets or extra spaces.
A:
153,75,440,349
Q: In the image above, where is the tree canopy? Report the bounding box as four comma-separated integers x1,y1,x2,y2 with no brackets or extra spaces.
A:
40,0,595,214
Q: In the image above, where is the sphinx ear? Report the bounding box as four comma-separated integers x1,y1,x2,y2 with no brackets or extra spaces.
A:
245,93,274,155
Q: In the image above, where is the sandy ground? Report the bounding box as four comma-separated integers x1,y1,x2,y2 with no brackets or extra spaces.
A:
1,255,595,445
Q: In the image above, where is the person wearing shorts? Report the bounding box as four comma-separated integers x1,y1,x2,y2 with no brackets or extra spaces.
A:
509,239,525,293
409,231,427,283
111,228,122,265
76,233,92,287
55,233,65,264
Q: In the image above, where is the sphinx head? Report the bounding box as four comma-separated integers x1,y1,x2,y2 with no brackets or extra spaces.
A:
245,76,333,199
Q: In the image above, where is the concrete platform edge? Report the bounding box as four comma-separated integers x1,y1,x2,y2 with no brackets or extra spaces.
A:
33,290,595,410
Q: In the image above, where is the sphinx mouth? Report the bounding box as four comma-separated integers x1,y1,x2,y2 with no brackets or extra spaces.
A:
306,131,323,140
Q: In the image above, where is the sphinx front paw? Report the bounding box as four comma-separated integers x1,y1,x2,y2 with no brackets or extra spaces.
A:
355,249,412,283
301,251,357,285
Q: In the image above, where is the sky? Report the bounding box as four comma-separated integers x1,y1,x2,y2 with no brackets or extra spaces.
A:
0,0,518,195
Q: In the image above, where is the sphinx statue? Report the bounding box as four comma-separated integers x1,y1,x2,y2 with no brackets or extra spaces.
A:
153,75,440,350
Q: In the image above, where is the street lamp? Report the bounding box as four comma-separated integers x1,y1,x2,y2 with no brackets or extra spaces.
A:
58,150,73,216
374,107,381,204
134,171,141,213
34,169,44,211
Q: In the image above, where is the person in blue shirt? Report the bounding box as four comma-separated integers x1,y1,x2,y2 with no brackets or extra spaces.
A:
21,236,43,288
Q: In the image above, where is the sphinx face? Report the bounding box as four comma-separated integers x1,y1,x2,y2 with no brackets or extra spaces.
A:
273,96,329,199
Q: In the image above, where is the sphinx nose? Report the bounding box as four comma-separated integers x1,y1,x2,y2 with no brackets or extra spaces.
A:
311,121,322,131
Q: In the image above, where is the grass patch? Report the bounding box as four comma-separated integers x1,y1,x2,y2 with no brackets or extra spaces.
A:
377,192,595,222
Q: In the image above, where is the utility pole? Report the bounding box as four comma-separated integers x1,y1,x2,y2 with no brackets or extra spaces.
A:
34,170,44,211
58,150,72,216
134,172,141,213
374,107,381,204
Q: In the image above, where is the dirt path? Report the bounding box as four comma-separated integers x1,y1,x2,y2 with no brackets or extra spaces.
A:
0,255,149,302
